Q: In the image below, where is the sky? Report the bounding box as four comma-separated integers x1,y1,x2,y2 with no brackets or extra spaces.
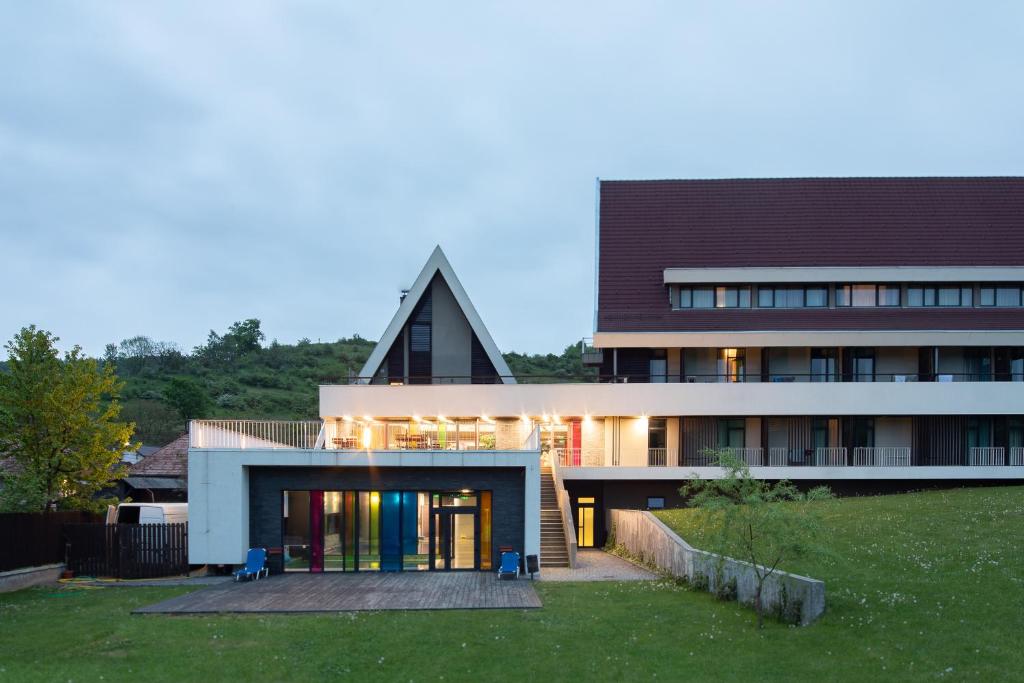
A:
2,2,1023,357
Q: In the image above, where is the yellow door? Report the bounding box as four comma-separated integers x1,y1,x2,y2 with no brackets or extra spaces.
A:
577,497,595,547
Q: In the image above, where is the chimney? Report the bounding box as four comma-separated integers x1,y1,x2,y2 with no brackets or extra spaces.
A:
400,289,410,303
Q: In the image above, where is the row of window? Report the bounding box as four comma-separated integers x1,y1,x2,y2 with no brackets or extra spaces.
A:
676,284,1024,309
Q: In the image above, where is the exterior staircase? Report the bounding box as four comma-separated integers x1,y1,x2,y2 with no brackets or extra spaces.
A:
540,464,570,567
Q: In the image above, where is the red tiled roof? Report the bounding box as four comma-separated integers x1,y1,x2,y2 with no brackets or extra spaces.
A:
597,177,1024,332
129,433,189,478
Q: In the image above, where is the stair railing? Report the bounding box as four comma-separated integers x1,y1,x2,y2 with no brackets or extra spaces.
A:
548,451,578,568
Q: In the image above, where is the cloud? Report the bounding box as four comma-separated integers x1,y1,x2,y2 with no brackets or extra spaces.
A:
1,1,1022,355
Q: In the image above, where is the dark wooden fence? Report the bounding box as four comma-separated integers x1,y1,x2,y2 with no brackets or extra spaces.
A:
64,523,188,579
0,511,103,572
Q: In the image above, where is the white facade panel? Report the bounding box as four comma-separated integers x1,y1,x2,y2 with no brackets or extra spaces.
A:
320,381,1024,419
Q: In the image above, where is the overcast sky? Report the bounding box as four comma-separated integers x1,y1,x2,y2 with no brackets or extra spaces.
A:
2,2,1023,357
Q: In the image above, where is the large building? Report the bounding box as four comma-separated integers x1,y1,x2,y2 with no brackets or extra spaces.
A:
188,177,1024,572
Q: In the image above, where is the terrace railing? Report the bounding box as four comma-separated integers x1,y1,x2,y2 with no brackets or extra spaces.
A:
1011,447,1024,467
190,420,322,449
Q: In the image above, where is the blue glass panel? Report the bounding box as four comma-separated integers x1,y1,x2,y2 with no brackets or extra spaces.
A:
401,492,418,555
380,491,402,571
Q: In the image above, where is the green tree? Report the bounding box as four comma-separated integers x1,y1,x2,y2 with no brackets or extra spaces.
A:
0,326,136,512
194,319,265,366
162,377,212,421
680,450,833,628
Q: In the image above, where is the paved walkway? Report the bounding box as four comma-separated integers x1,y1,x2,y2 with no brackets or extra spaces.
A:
538,549,658,582
135,572,541,614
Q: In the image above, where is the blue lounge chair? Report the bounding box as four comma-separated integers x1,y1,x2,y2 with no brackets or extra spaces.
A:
498,551,520,580
234,547,269,581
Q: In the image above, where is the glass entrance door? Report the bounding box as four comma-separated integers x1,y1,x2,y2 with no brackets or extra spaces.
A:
433,511,478,570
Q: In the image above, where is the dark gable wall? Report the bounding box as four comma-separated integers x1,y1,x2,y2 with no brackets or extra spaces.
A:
249,466,525,573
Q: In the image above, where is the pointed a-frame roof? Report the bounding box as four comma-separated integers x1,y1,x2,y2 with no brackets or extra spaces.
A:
358,246,515,383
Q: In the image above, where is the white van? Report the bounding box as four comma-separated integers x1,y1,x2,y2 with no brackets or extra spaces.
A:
108,503,188,525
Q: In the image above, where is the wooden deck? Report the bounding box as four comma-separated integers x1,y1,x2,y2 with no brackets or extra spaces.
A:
134,572,542,614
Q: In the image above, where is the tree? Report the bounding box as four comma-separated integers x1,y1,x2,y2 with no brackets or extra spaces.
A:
0,326,136,512
194,319,265,367
680,450,833,628
120,398,184,446
162,377,212,421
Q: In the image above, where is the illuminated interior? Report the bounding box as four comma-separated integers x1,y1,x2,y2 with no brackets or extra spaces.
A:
283,488,492,571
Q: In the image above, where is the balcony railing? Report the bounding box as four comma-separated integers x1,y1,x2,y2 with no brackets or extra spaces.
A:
968,447,1005,466
327,371,1024,385
853,447,912,467
721,447,764,466
1011,447,1024,466
648,448,669,466
552,447,605,467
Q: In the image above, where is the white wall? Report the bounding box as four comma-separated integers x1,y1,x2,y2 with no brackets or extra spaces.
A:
320,381,1024,419
617,417,649,467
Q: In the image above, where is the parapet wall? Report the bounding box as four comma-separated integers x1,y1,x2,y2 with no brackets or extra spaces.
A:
609,509,826,625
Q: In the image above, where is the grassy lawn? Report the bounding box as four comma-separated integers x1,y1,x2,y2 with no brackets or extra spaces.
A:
1,486,1021,681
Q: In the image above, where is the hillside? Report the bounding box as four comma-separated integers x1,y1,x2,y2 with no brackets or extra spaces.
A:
109,320,590,446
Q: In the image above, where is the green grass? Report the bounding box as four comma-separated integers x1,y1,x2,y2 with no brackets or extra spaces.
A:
1,486,1022,681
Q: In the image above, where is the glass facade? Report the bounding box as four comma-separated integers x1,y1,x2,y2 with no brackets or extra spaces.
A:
283,489,492,573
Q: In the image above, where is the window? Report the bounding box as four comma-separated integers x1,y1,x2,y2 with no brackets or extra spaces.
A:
646,497,666,510
843,348,875,382
648,419,667,449
648,419,668,466
845,417,875,448
980,286,1023,307
649,349,667,383
964,348,992,381
837,284,903,307
810,348,837,382
679,287,715,308
756,286,827,308
908,285,973,307
836,284,872,306
967,417,992,449
714,286,751,308
717,418,745,448
718,348,745,382
805,287,828,307
877,284,900,306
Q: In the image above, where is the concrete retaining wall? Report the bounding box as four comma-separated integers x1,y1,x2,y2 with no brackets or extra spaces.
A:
0,563,63,593
609,509,825,625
